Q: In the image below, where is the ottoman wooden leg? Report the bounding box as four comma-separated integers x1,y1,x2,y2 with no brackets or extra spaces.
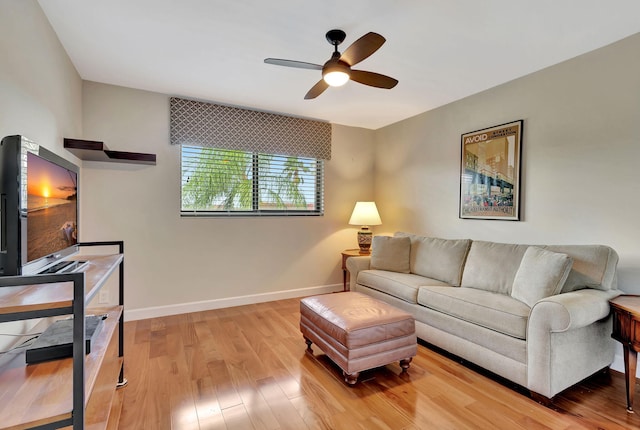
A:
304,337,313,353
343,371,360,385
399,357,412,372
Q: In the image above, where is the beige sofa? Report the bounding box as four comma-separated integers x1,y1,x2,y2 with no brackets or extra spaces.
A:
346,232,621,399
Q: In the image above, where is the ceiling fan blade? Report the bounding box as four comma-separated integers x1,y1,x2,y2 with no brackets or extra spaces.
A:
350,70,398,89
304,80,330,99
340,32,386,66
264,58,322,70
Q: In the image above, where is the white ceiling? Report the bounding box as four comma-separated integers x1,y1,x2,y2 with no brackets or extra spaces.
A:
39,0,640,130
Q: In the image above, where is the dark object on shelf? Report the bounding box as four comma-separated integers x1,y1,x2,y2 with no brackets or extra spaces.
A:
64,138,156,165
25,315,105,364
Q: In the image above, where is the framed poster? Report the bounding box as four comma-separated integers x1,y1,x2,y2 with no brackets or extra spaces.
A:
459,120,523,220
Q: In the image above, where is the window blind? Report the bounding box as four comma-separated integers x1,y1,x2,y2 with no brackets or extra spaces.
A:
181,145,324,216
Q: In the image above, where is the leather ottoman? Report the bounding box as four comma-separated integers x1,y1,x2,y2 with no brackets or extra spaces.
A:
300,291,417,385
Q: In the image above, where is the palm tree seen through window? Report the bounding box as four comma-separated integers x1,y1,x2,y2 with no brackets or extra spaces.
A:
181,145,323,214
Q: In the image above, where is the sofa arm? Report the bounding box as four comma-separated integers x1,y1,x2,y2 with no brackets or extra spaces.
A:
345,256,371,291
527,288,621,398
529,288,621,333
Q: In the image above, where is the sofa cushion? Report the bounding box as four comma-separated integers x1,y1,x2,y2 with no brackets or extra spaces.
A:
357,270,450,304
412,304,527,364
544,245,618,292
461,241,529,294
370,235,411,273
417,286,530,340
395,232,471,286
511,247,573,307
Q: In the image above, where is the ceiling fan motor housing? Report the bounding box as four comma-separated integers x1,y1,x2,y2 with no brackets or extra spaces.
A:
322,60,350,75
322,51,351,86
323,52,350,74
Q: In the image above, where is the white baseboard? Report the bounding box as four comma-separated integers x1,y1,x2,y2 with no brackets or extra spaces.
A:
124,284,343,321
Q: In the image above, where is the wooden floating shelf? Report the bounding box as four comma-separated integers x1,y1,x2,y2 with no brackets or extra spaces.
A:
64,138,156,165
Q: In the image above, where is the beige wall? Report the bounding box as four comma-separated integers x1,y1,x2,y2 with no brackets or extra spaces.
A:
374,32,640,294
80,82,375,316
0,0,82,348
0,0,82,154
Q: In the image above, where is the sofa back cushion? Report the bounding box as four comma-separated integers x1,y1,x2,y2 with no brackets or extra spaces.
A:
543,245,618,292
511,246,573,307
395,232,471,286
370,235,411,273
461,241,529,294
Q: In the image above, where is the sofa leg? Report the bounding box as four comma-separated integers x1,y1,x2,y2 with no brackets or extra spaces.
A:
530,391,554,407
399,357,412,372
304,337,313,353
344,371,360,385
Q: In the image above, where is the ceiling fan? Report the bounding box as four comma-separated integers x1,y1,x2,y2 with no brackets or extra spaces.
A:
264,29,398,100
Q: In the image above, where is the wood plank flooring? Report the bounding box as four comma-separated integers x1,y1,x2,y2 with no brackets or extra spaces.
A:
113,298,640,429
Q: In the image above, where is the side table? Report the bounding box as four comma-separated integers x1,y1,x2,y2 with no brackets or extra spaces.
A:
341,249,369,291
609,295,640,413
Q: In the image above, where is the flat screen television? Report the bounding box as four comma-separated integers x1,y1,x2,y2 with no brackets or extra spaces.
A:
0,135,79,276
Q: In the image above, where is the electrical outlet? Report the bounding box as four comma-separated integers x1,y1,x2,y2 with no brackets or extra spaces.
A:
98,290,109,304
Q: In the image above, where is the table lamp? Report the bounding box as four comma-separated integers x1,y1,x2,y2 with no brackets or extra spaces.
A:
348,201,382,254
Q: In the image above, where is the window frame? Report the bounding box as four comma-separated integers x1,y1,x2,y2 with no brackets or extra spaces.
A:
180,145,324,217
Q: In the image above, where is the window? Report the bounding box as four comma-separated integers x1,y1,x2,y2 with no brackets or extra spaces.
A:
181,145,324,216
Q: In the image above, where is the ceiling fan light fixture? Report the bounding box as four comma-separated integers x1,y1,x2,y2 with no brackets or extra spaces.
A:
323,70,350,86
323,60,351,87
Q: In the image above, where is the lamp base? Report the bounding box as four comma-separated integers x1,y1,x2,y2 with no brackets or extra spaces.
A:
357,228,372,254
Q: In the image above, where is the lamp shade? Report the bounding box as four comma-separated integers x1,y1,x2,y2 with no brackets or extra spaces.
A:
349,202,382,226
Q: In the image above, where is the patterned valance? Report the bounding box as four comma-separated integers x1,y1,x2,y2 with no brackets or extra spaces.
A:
169,97,332,160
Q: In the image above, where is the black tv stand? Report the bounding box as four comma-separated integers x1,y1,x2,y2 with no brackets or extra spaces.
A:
0,240,125,429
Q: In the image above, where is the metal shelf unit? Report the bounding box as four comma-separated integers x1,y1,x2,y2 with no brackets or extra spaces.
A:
0,241,125,430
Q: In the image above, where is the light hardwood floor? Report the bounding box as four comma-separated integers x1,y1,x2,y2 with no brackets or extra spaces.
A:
111,298,640,429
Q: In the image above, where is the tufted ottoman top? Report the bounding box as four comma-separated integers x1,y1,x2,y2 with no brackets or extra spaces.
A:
300,292,415,349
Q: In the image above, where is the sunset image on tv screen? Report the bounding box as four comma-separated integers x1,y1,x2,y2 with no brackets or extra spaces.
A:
27,152,78,262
